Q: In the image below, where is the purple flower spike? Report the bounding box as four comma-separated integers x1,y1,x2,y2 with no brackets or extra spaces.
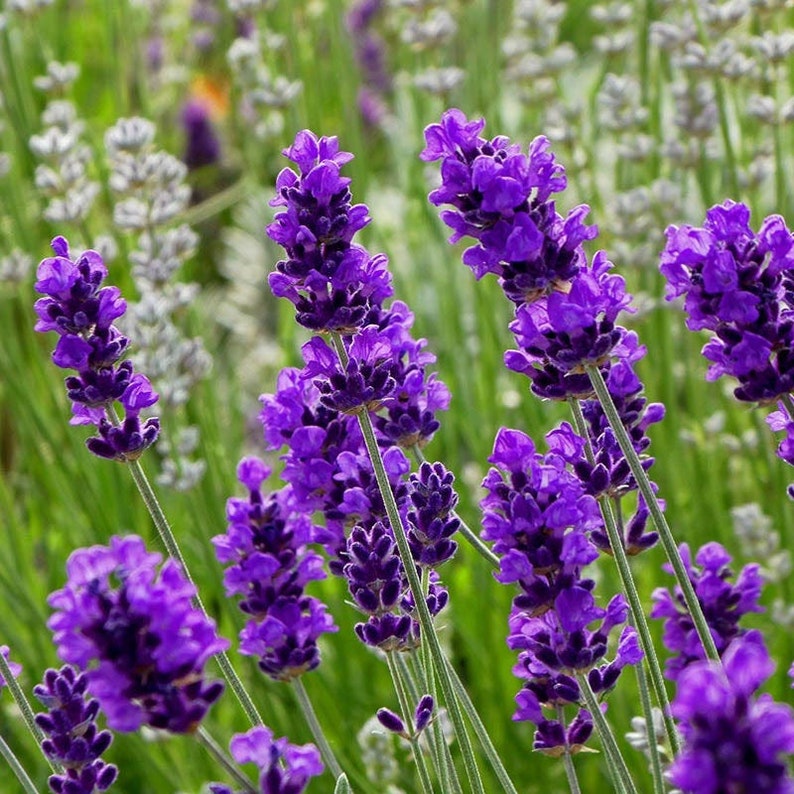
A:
34,665,118,794
213,464,337,682
47,535,228,734
660,200,794,405
670,632,794,794
421,108,596,305
651,541,764,680
406,461,460,566
266,130,391,333
34,237,159,461
210,725,324,794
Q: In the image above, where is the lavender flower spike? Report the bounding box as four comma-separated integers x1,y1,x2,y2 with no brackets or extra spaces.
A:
34,236,159,461
0,646,21,687
34,665,118,794
209,725,324,794
47,535,228,734
670,631,794,793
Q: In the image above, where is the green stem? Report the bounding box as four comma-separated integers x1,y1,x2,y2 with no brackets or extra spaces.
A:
0,733,38,794
291,678,343,780
329,334,486,794
386,653,435,794
0,654,56,774
196,726,256,794
584,364,720,664
631,630,666,794
410,445,499,569
400,650,462,794
555,705,582,794
567,398,680,756
577,675,638,794
444,660,519,794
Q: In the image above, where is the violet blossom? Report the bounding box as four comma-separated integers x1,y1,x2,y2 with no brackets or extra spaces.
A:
47,535,227,733
34,236,159,461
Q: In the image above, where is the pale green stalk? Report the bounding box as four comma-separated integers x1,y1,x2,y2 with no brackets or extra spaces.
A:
584,365,720,664
555,705,582,794
196,726,256,794
399,649,461,794
291,678,344,780
577,675,639,794
0,654,55,773
328,334,486,794
0,733,38,794
567,397,680,756
386,653,435,794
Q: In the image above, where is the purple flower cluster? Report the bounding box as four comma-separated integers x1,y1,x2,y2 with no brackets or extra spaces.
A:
651,541,764,680
266,131,389,333
423,109,663,552
34,237,159,461
420,108,597,305
209,725,324,794
661,201,794,402
481,428,642,751
212,457,338,681
670,631,794,793
182,99,221,170
264,129,456,635
660,200,794,484
47,535,228,733
34,665,118,794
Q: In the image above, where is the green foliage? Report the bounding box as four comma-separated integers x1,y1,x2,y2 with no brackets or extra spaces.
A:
1,0,794,792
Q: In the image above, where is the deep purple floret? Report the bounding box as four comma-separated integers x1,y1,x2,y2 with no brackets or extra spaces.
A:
505,251,643,399
266,130,393,332
670,631,794,793
47,535,228,734
406,461,460,566
660,200,794,405
34,237,160,460
344,521,416,651
34,665,118,794
213,457,337,682
651,541,764,680
209,725,324,794
421,108,597,305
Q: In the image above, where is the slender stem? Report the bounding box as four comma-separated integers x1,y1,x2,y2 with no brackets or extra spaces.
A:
444,660,519,794
631,634,666,794
0,655,56,774
401,649,462,794
577,676,639,794
386,653,435,794
291,678,343,780
330,334,486,794
196,726,256,794
555,705,582,794
0,733,38,794
567,398,681,755
410,446,499,569
584,365,720,663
